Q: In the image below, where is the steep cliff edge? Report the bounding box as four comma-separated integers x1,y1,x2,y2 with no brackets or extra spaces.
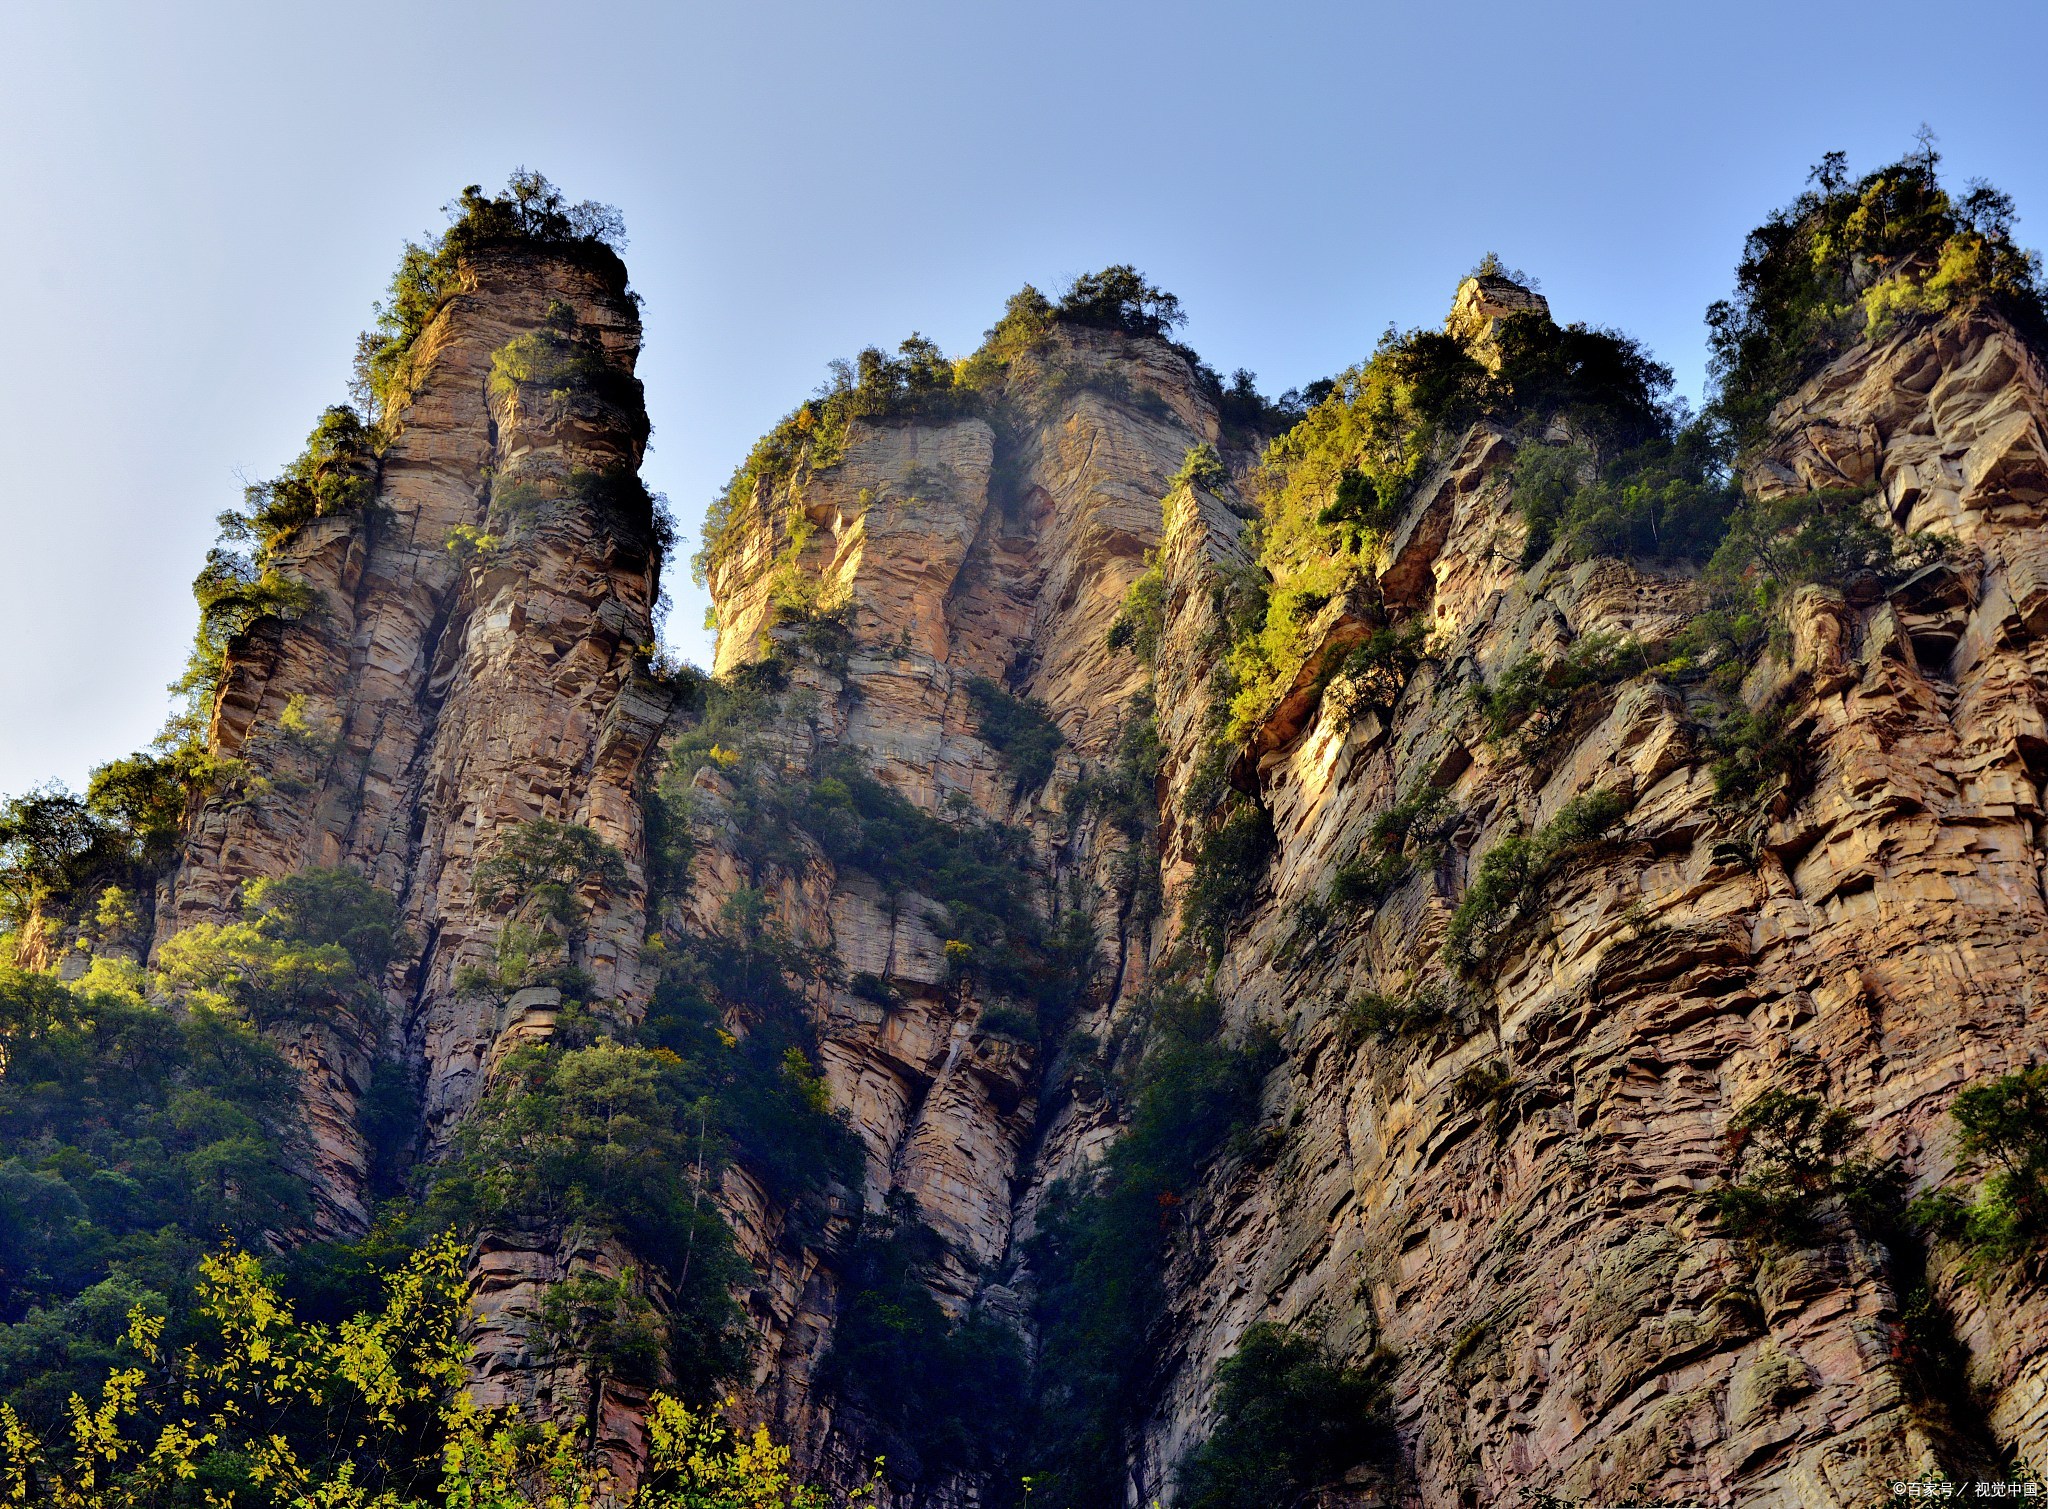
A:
681,261,2048,1505
1127,301,2048,1507
161,239,666,1238
11,160,2048,1509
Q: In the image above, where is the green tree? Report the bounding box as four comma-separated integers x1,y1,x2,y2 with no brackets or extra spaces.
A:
1175,1323,1390,1509
1913,1066,2048,1277
154,867,401,1033
0,1235,865,1508
533,1269,666,1447
1054,266,1185,337
1707,147,2044,448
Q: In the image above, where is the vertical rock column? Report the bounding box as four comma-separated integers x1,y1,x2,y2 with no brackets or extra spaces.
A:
157,241,665,1232
396,252,665,1149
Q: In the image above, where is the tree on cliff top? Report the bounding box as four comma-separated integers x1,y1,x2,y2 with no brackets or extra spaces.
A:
354,169,629,425
1707,138,2046,448
1053,264,1186,338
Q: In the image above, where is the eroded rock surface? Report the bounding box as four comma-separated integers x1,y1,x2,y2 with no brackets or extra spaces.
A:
158,242,666,1236
145,240,2048,1505
691,299,2048,1506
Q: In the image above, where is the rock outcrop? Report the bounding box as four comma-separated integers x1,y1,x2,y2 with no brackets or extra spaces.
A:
157,242,667,1235
140,227,2048,1506
686,292,2048,1506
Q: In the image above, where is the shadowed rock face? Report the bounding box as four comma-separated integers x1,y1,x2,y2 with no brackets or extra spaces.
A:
152,241,2048,1505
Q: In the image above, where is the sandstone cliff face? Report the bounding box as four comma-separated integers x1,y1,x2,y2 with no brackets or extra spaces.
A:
688,296,2048,1507
158,244,666,1236
681,324,1224,1484
143,233,2048,1506
1122,303,2048,1507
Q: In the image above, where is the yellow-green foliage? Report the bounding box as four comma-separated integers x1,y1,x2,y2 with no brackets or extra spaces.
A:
1221,332,1473,740
1708,147,2044,447
1862,232,2016,338
354,171,628,426
486,302,643,422
0,1234,864,1507
153,866,403,1034
1105,555,1166,661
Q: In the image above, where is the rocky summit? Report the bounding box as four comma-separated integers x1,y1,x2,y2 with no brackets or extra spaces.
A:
7,161,2048,1507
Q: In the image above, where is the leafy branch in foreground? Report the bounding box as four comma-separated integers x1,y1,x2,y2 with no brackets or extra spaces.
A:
0,1235,872,1508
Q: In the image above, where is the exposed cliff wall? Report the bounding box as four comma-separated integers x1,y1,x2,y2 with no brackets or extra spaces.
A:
157,242,667,1237
110,187,2048,1505
684,291,2048,1507
674,321,1228,1490
1108,300,2048,1508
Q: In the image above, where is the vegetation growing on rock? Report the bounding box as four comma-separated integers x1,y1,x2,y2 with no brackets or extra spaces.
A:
1707,140,2046,449
1174,1322,1391,1509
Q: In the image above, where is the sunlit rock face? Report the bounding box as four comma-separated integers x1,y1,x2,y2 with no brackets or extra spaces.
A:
158,243,666,1237
697,295,2048,1506
156,234,2048,1504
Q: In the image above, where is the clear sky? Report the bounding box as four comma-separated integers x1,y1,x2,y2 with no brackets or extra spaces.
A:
3,0,2044,797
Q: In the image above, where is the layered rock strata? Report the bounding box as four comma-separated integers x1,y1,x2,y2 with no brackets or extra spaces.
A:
692,297,2048,1506
1122,303,2048,1507
158,243,666,1237
144,239,2048,1506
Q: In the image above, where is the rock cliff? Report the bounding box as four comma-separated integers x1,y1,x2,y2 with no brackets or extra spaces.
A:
680,287,2048,1505
153,230,672,1460
128,208,2048,1505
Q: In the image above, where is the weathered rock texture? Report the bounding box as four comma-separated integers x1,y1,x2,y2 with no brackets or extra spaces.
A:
156,244,667,1249
684,325,1224,1487
1121,302,2048,1507
146,238,2048,1506
689,295,2048,1507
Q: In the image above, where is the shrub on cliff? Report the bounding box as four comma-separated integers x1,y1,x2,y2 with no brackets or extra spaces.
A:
154,866,403,1034
1911,1066,2048,1280
1070,696,1165,927
1703,1089,1903,1250
1222,302,1679,743
421,1034,754,1395
639,892,866,1235
965,676,1065,797
239,405,379,543
490,298,636,401
1471,634,1648,745
354,169,628,425
1703,485,1931,603
460,819,626,999
1174,1323,1392,1509
1181,801,1276,962
1442,788,1626,973
667,703,1080,1017
1512,422,1740,565
817,1202,1028,1485
1707,141,2046,449
1106,554,1167,661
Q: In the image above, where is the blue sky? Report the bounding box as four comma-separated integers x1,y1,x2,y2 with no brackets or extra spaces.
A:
3,0,2045,795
